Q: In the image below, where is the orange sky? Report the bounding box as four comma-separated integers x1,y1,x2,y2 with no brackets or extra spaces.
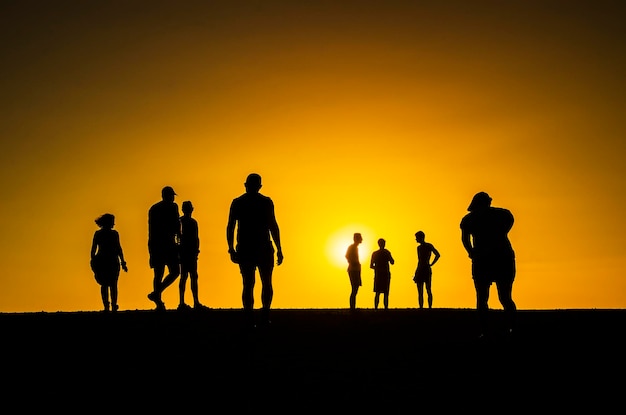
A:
1,1,625,312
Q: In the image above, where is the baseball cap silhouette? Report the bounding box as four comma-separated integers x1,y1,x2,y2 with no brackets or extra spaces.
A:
162,186,177,197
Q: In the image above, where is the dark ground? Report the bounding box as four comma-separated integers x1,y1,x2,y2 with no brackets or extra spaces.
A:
2,308,624,413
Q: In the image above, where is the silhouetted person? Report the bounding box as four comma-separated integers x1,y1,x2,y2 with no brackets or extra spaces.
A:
345,232,363,310
178,200,206,311
460,191,516,337
90,213,127,312
370,238,395,310
147,186,181,311
413,231,440,309
227,173,283,326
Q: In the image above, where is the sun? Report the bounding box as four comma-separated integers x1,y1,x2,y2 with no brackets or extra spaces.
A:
326,234,350,268
326,224,375,268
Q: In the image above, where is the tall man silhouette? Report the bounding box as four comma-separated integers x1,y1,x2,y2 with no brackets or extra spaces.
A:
413,231,440,309
460,191,517,337
147,186,181,311
227,173,283,326
370,238,394,310
346,232,363,311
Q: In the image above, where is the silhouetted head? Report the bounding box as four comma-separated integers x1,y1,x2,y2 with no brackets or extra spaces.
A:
182,201,193,215
468,191,492,211
95,213,115,229
244,173,262,193
162,186,177,201
415,231,425,242
353,233,363,244
378,238,386,248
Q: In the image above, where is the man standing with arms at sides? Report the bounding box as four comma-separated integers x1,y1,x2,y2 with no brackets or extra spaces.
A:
413,231,440,309
345,233,363,311
460,191,517,338
227,173,284,327
148,186,181,311
370,238,395,310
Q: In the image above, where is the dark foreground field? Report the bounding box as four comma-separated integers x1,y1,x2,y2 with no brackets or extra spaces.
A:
2,308,625,413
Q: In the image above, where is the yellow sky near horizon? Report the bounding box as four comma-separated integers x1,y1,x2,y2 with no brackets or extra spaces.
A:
1,1,625,312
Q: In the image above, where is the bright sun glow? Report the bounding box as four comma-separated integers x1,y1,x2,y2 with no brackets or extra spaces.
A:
326,224,376,268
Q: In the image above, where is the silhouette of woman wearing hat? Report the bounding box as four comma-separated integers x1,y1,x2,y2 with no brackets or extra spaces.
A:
460,192,516,337
90,213,128,312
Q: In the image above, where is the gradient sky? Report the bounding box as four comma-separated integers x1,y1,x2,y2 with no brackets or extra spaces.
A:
1,1,625,312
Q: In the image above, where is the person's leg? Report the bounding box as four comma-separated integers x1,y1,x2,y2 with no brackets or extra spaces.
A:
496,279,516,332
190,270,201,306
160,261,181,292
101,285,109,311
374,292,380,309
258,260,274,324
151,264,165,297
417,282,424,309
425,276,433,309
111,282,118,311
179,265,189,307
259,263,274,311
350,284,358,310
181,257,202,308
148,263,167,310
240,263,256,326
189,256,200,306
383,292,389,310
240,264,255,310
348,271,359,310
473,278,491,336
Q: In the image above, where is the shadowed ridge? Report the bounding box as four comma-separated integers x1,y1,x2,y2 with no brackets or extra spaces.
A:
2,309,624,412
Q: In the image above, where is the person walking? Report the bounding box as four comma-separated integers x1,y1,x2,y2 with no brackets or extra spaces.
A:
370,238,395,310
412,231,440,309
147,186,181,311
90,213,128,312
460,191,517,337
227,173,283,326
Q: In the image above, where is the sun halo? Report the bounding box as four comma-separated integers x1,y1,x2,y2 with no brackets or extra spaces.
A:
326,225,375,269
